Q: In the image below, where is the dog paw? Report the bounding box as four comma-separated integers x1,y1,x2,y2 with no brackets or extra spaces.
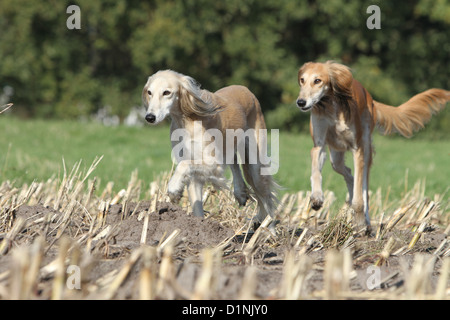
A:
348,207,372,236
167,189,182,203
252,219,278,236
310,193,324,211
234,191,248,207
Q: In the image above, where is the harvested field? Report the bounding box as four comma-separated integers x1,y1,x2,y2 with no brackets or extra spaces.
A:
0,158,448,300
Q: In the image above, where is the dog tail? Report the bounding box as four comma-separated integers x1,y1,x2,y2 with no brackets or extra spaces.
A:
242,162,280,224
373,89,449,138
241,132,281,229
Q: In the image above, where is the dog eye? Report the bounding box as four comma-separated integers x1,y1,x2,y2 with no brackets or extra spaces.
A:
163,90,171,96
147,90,152,96
314,79,322,84
300,78,304,84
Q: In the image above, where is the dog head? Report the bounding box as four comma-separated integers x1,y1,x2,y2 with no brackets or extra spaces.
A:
296,61,353,112
142,70,219,125
142,70,183,124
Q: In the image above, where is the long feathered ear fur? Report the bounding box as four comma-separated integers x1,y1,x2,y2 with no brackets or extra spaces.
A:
178,75,221,118
325,61,355,120
326,61,353,100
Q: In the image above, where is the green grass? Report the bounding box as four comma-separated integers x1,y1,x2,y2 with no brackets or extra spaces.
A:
0,117,172,190
0,116,448,203
279,130,450,202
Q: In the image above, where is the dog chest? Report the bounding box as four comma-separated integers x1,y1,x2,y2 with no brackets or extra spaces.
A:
326,118,357,151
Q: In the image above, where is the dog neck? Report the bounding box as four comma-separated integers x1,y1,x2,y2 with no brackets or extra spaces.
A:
311,92,353,123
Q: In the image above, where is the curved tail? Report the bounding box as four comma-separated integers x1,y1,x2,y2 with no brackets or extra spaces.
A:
374,89,449,137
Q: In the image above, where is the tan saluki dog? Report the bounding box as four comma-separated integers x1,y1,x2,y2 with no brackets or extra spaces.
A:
296,61,449,232
142,70,278,230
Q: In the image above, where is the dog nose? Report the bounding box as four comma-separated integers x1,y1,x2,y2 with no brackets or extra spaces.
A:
296,99,306,107
145,113,156,123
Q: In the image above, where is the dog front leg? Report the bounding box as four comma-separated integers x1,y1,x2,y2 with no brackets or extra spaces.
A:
310,145,327,210
167,160,190,203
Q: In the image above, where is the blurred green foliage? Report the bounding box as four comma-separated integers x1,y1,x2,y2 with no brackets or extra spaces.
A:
0,0,449,134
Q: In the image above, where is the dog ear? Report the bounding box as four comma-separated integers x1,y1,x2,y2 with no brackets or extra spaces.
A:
178,76,196,116
178,75,219,117
327,61,353,99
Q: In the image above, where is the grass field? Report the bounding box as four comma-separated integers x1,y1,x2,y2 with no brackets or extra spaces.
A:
0,116,448,204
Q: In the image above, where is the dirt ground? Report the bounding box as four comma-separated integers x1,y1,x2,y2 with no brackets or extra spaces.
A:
1,196,448,300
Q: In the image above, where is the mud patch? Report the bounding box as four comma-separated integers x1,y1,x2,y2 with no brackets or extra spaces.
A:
105,201,235,253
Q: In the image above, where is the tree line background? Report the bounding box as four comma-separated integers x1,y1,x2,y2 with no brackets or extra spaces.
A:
0,0,449,134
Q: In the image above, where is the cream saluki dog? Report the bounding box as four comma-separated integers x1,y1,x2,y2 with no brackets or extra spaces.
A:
296,61,449,232
143,70,278,229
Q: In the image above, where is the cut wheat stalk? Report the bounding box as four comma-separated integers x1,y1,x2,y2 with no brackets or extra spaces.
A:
408,220,428,250
45,197,83,255
415,201,436,226
15,181,39,209
433,239,448,257
100,181,115,200
139,246,157,300
434,258,449,300
111,189,126,205
140,197,157,245
238,266,258,299
243,215,273,263
238,205,258,250
121,169,139,220
213,224,244,254
323,249,352,299
83,177,97,213
443,248,450,258
0,217,26,255
294,227,308,248
9,246,29,299
140,212,150,246
156,245,176,298
379,202,415,239
92,225,112,242
51,237,71,300
375,211,385,240
279,250,313,299
392,245,408,256
375,236,396,266
404,254,437,299
192,248,220,300
53,158,82,211
444,224,450,237
102,247,142,300
23,236,45,299
157,229,181,255
282,194,297,216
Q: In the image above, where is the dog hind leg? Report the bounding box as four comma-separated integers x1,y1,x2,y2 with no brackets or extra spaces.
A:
230,155,248,206
187,178,204,217
329,149,354,204
351,147,370,231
